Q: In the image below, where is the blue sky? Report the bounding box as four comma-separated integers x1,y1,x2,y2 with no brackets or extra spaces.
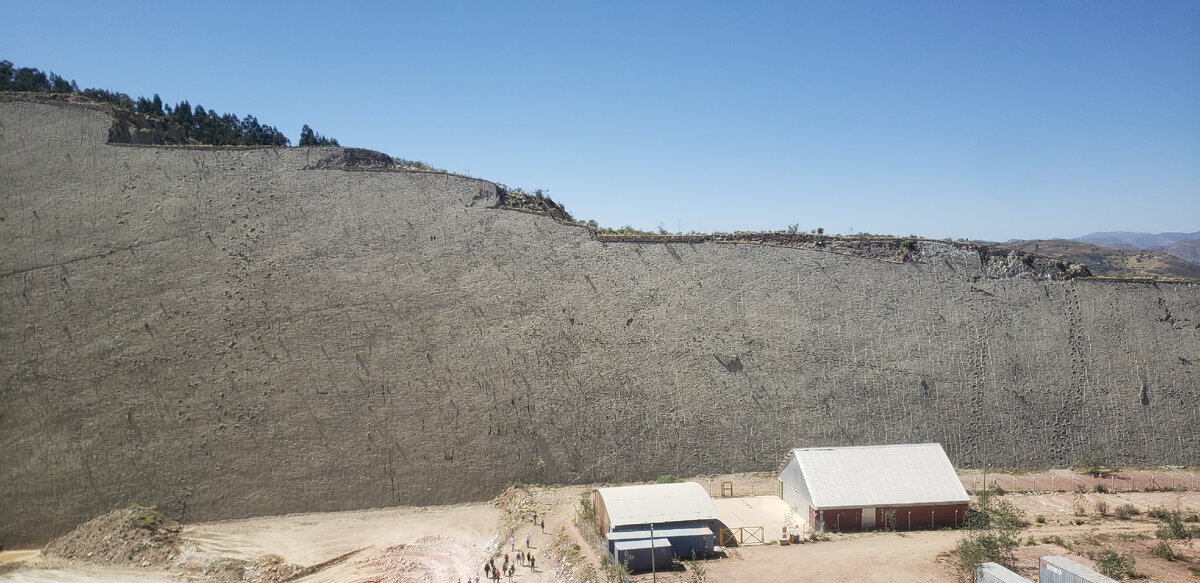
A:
4,1,1198,241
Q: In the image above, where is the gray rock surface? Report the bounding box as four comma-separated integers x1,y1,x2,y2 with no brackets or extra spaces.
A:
2,100,1198,545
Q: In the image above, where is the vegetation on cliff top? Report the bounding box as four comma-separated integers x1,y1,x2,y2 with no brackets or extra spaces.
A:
1,59,307,147
2,60,1185,281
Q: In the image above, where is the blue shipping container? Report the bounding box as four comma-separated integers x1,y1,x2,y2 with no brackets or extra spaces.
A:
605,527,715,559
612,538,673,573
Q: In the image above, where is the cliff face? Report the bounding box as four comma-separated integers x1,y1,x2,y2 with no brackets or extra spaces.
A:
2,100,1198,545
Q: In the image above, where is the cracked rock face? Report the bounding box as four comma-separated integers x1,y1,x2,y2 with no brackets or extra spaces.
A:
2,100,1198,546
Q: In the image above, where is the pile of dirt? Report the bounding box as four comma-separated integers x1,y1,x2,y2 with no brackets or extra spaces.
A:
170,549,303,582
242,554,303,583
42,505,181,568
372,535,476,583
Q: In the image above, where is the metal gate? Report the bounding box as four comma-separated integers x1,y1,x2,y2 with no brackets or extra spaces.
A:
718,526,765,546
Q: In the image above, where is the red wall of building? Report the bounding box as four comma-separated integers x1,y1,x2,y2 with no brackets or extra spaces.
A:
877,504,968,530
810,503,968,532
809,507,862,531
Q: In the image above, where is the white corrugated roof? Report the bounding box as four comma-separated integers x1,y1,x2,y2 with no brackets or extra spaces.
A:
596,482,718,528
786,443,968,508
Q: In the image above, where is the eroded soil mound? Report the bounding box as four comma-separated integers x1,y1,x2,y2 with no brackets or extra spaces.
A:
42,505,181,567
372,535,477,583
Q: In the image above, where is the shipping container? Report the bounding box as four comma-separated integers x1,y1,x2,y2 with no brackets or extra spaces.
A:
661,526,716,559
605,526,715,559
1039,556,1119,583
612,538,673,573
974,562,1032,583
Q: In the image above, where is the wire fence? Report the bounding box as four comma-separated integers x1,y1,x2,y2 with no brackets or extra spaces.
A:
574,509,632,583
961,471,1199,493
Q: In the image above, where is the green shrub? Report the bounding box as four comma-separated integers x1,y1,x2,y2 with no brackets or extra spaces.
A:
1095,549,1137,580
1034,514,1046,524
654,475,681,484
579,492,596,527
1114,504,1139,520
1040,535,1071,550
1149,540,1176,561
1155,509,1196,545
953,491,1026,576
1075,444,1107,476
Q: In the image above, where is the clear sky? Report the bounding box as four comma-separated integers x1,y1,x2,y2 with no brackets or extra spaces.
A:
4,1,1198,241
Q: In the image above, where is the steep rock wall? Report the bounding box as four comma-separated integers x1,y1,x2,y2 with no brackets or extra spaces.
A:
2,101,1198,545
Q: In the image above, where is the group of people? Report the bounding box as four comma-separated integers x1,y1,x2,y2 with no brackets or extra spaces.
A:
473,511,543,582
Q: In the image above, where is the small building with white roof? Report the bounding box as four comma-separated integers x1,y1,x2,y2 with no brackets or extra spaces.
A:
591,482,719,563
778,443,969,531
592,481,719,533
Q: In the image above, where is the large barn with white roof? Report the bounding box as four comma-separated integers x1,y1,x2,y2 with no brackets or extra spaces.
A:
778,443,969,531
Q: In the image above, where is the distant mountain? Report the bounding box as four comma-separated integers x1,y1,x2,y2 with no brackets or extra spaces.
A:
1166,239,1200,265
1004,239,1200,280
1071,231,1200,267
1074,231,1200,250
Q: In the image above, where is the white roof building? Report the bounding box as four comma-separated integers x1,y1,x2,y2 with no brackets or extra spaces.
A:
779,443,969,531
592,482,718,533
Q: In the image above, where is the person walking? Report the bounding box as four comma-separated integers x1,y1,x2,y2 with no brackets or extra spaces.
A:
540,519,545,532
525,532,530,547
529,554,535,571
509,535,515,550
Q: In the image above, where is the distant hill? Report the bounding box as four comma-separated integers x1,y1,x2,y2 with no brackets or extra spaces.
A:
1166,239,1200,265
1072,231,1200,267
1006,239,1200,279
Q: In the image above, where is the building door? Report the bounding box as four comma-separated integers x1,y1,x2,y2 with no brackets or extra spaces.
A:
861,508,876,529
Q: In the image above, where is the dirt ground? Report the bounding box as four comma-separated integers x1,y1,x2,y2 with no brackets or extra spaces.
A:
3,471,1198,583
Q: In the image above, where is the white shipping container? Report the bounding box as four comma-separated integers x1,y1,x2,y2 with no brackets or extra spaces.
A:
1039,556,1119,583
974,562,1032,583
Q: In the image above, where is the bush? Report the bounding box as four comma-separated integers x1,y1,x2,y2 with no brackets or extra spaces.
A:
1095,501,1109,517
1095,549,1137,580
1114,504,1139,520
954,532,1022,574
1155,509,1196,545
578,492,595,527
1075,444,1107,476
1035,514,1046,524
953,491,1026,576
1040,535,1071,550
1149,540,1176,561
655,475,681,484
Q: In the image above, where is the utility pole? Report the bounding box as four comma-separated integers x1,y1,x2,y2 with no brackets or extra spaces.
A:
650,523,657,583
